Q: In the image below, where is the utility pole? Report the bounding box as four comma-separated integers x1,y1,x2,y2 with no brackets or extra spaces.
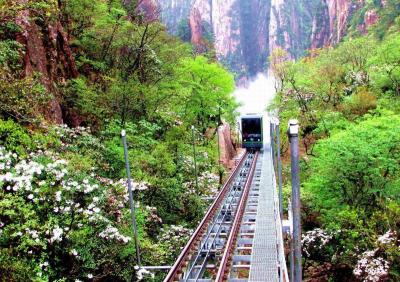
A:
288,119,301,282
217,106,222,165
191,126,199,192
270,120,274,166
217,125,221,165
276,119,283,219
217,125,224,184
121,130,141,266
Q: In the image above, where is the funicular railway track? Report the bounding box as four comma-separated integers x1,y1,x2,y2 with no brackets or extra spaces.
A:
164,151,260,282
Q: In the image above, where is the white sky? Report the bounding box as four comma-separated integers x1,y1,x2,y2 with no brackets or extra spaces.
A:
234,73,276,116
234,73,277,144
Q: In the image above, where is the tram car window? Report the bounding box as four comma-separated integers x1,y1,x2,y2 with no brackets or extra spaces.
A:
241,115,263,150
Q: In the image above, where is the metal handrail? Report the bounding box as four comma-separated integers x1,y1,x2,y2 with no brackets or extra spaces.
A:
271,121,289,282
273,171,289,282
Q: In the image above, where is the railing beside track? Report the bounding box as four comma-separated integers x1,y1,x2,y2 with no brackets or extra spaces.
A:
272,161,289,282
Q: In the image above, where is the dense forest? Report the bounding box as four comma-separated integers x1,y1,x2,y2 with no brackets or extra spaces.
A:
270,1,400,280
0,0,400,281
0,0,237,281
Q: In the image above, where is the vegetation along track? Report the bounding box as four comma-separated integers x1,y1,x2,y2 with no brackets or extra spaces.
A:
164,151,259,282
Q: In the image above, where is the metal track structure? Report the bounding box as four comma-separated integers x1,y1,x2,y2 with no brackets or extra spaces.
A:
165,127,289,282
215,146,289,282
164,152,258,282
215,152,259,281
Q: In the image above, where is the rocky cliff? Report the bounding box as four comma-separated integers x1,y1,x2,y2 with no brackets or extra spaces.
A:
217,122,237,169
158,0,195,34
153,0,382,78
13,0,78,123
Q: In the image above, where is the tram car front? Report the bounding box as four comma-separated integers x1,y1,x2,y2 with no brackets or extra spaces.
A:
241,114,263,150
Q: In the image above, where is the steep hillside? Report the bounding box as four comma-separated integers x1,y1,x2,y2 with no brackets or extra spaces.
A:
268,2,400,279
2,0,79,123
0,1,241,280
153,0,388,78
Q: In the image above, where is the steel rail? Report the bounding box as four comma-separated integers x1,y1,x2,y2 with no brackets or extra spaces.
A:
164,152,248,282
215,151,259,282
187,154,253,281
185,173,244,281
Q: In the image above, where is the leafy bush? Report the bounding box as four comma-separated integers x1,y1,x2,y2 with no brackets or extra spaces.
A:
0,145,143,281
0,70,49,122
369,34,400,96
300,111,400,278
342,87,377,117
0,119,32,155
305,111,400,215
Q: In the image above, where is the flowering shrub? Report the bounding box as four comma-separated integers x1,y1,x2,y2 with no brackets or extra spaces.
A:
183,170,219,196
0,146,139,280
377,230,397,245
354,249,390,281
158,225,193,262
353,230,399,281
144,206,163,237
199,171,220,196
302,228,334,259
0,119,223,281
134,266,155,281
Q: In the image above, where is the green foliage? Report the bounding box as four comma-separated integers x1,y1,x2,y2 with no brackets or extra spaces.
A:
0,0,57,21
0,39,22,71
0,20,49,122
373,0,400,39
342,87,377,117
0,149,140,281
177,19,191,42
0,119,32,155
201,20,214,44
369,34,400,96
271,22,400,278
305,112,400,215
61,0,194,126
176,56,237,133
63,77,101,122
0,248,37,282
0,70,49,122
0,1,236,280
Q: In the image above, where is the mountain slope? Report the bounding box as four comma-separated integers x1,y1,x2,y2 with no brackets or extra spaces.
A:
152,0,386,78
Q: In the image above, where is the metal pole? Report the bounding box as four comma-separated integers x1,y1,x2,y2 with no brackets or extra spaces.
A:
237,121,241,148
191,126,199,192
288,119,301,282
289,199,294,282
217,107,222,164
270,120,275,165
276,121,283,219
273,121,278,173
217,125,221,164
121,130,141,266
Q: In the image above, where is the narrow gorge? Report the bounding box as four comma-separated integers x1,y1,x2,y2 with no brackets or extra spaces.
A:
144,0,381,79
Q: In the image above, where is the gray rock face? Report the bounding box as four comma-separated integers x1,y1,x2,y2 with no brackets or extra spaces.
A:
158,0,194,34
155,0,368,78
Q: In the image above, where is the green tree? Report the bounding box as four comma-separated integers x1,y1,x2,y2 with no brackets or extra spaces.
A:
369,34,400,96
305,111,400,217
176,56,237,133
